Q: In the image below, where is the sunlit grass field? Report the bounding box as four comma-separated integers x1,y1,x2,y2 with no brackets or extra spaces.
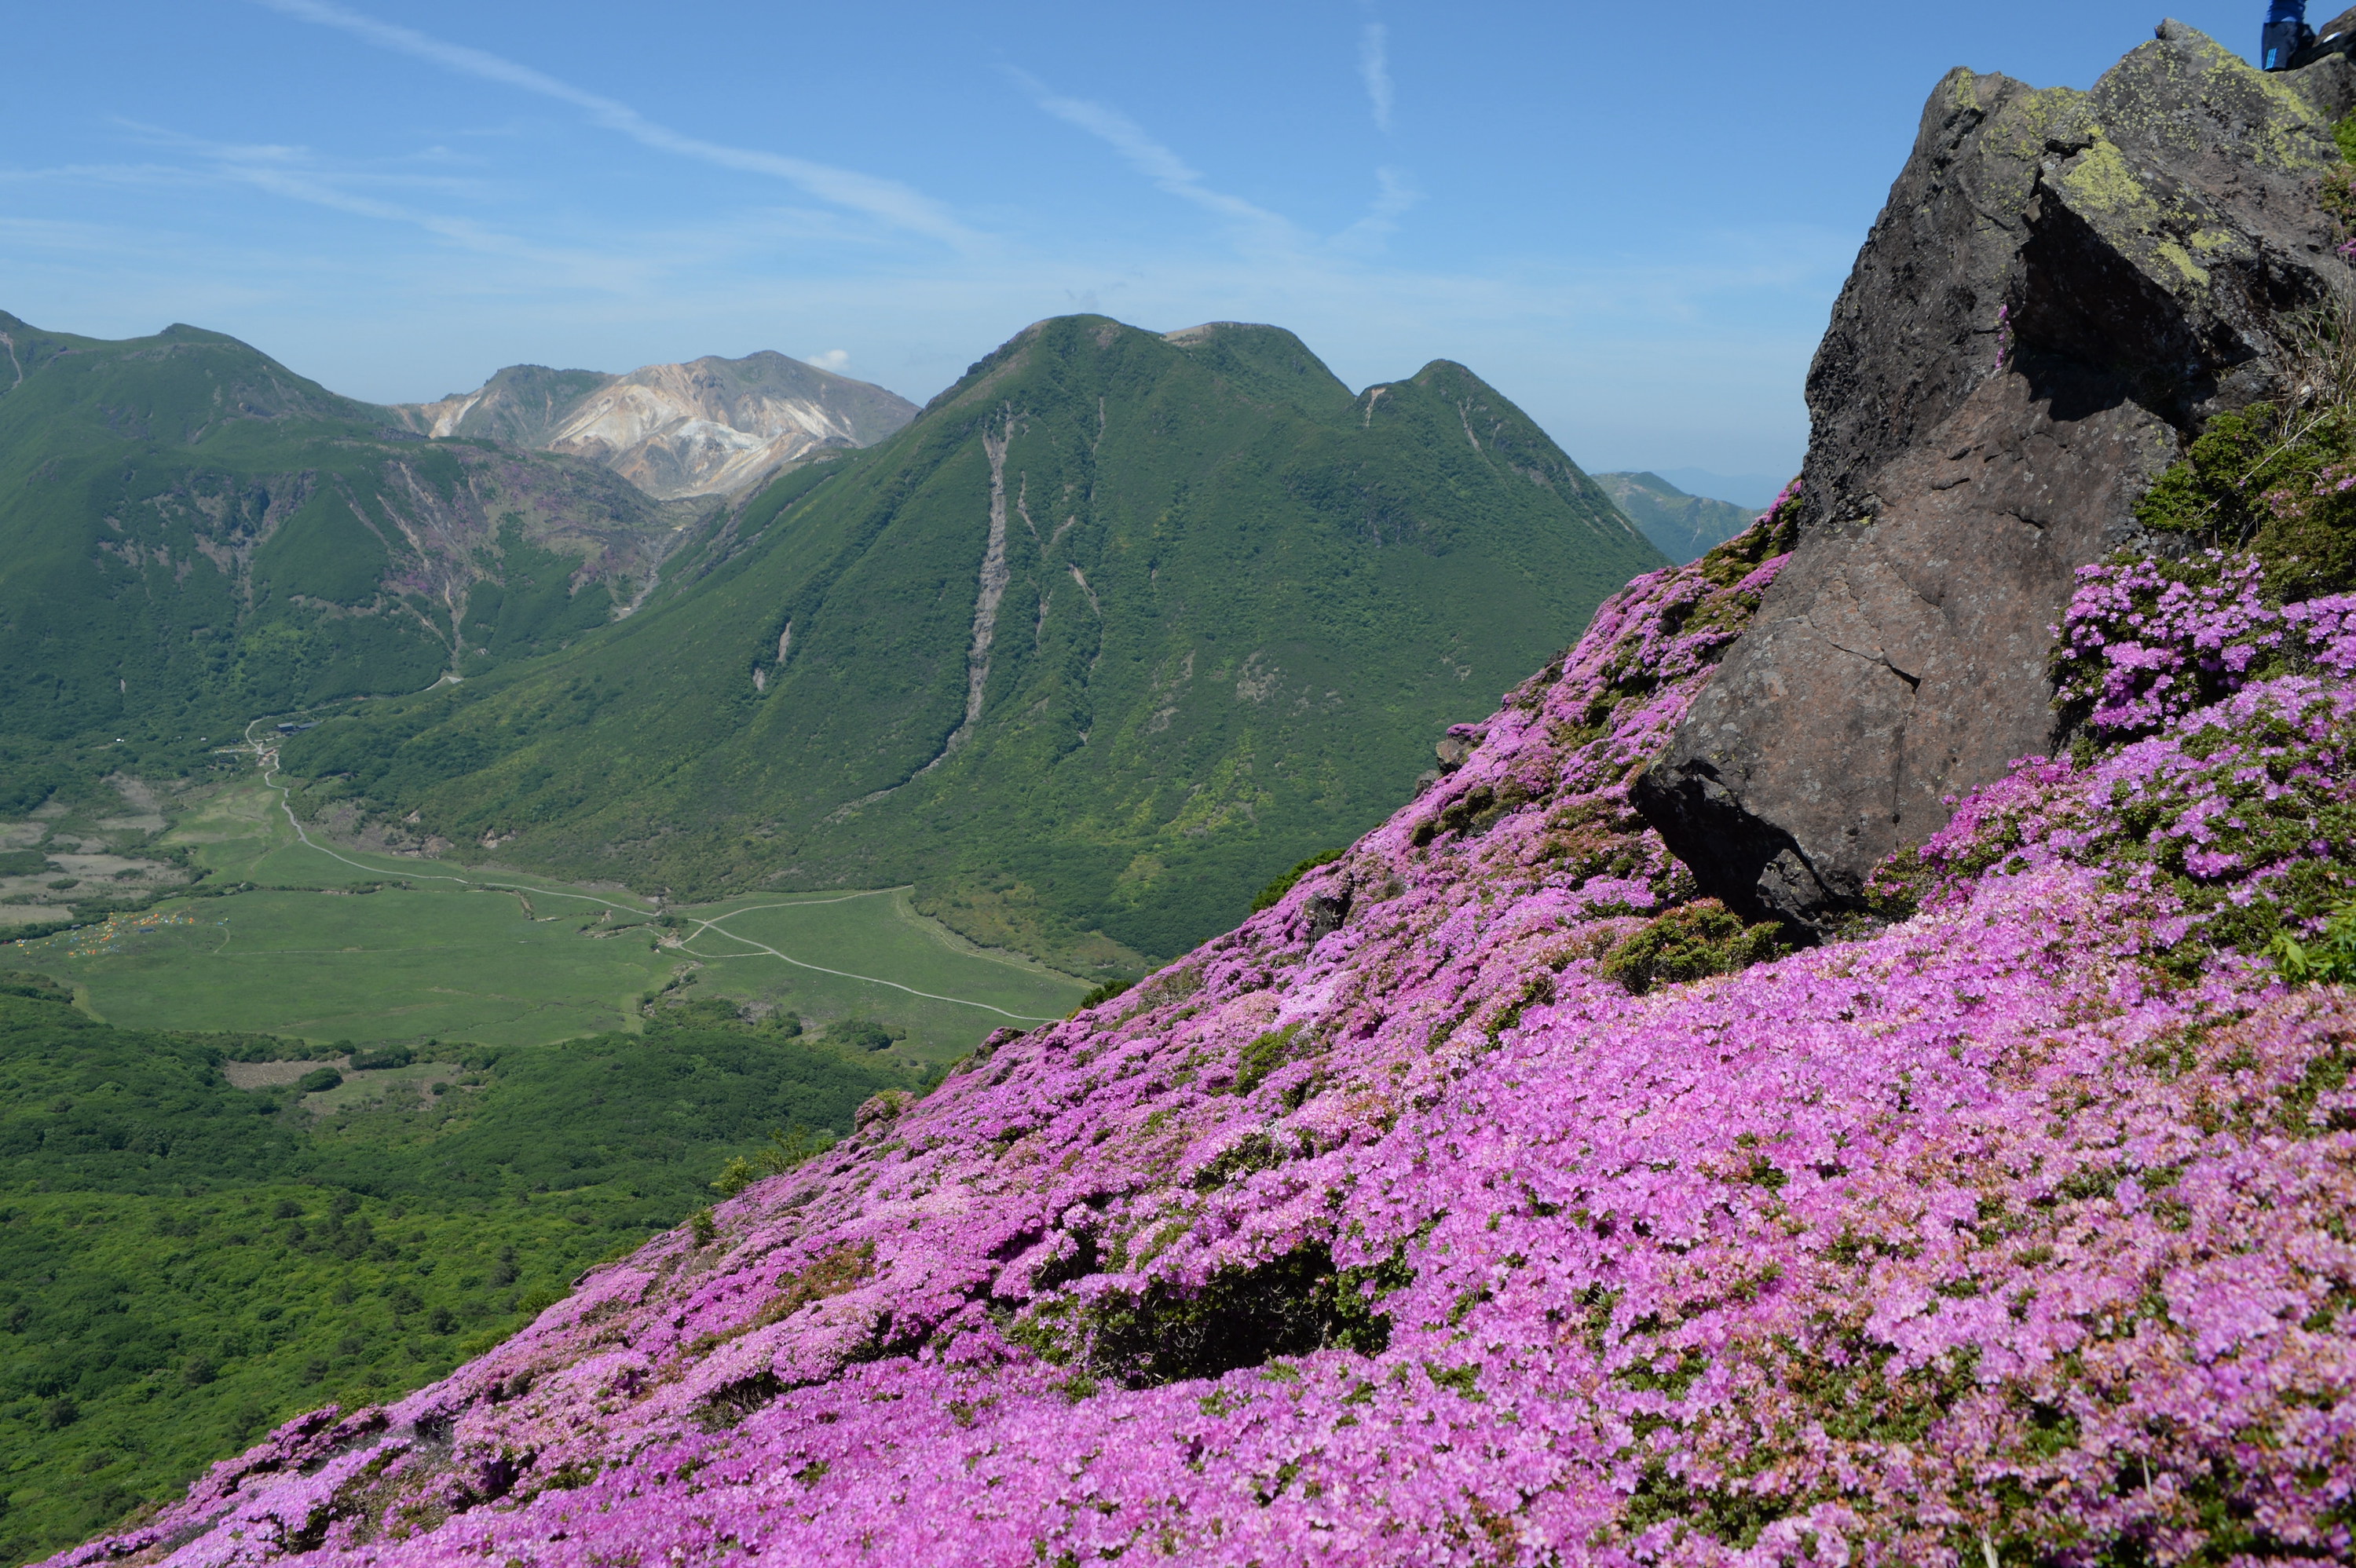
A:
7,777,1085,1065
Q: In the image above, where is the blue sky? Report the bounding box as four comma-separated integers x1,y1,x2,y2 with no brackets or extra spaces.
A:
0,2,2292,482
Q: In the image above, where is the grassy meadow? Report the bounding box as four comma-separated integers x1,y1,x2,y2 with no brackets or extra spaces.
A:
6,775,1087,1067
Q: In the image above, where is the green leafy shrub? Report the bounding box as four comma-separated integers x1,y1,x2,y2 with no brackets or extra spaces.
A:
0,970,71,1004
1074,978,1136,1011
1601,901,1791,996
296,1066,343,1094
1250,850,1344,913
711,1125,833,1197
2131,285,2356,601
820,1018,902,1052
346,1045,413,1071
2270,901,2356,984
1232,1023,1304,1095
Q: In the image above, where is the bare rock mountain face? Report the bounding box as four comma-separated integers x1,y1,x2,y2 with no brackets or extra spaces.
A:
392,352,917,501
1635,23,2356,931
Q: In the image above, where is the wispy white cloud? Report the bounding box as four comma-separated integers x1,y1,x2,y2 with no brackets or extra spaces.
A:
1008,68,1421,260
1359,23,1395,132
250,0,981,250
1333,166,1421,252
807,349,851,371
1007,69,1303,252
100,122,657,290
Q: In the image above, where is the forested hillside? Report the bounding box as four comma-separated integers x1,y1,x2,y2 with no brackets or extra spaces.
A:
0,313,684,810
0,973,908,1563
283,316,1665,971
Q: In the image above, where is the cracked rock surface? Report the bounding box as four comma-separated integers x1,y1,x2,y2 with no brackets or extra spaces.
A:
1637,23,2356,930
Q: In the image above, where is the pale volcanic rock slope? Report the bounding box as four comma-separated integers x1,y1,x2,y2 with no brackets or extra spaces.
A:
392,353,916,501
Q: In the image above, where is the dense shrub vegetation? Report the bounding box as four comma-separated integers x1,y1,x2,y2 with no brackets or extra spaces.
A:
0,983,906,1562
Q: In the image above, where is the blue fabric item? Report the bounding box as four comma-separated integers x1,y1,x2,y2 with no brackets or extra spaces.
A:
2270,0,2307,24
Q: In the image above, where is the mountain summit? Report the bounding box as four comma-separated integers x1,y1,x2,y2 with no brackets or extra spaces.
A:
287,316,1666,970
390,353,917,501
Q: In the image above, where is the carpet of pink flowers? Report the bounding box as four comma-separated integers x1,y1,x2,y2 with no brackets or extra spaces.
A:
57,511,2356,1567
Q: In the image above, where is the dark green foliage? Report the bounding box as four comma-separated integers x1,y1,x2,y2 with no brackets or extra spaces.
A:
280,317,1666,972
710,1125,832,1198
2133,405,2291,546
0,984,907,1559
818,1018,902,1052
1232,1023,1305,1095
296,1066,344,1094
0,971,70,1005
346,1045,412,1071
0,850,50,877
1601,901,1793,995
1250,850,1345,913
1027,1241,1407,1388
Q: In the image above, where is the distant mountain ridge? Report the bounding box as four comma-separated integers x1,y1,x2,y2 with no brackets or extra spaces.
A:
285,316,1669,973
1593,470,1762,564
389,352,917,501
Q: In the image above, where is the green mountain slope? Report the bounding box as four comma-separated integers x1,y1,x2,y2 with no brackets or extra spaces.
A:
284,316,1666,971
1592,470,1762,564
0,313,682,797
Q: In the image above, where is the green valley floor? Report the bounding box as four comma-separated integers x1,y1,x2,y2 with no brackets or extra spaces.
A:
6,773,1088,1069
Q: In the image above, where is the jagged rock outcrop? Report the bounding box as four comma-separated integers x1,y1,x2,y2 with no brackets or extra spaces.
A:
1636,23,2356,930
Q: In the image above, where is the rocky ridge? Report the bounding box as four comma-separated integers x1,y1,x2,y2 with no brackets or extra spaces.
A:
1638,23,2356,930
391,353,917,502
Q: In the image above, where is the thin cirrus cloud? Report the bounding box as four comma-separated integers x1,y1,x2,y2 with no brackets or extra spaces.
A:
1008,68,1420,256
108,122,647,288
1007,68,1303,250
1359,23,1395,131
248,0,981,250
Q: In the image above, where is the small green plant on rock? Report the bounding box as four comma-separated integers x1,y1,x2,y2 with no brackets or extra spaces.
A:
1601,901,1791,996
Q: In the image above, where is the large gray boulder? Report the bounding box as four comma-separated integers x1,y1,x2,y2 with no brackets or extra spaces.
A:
1634,23,2356,931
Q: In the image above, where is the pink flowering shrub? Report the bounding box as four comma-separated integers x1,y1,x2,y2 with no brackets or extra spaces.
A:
48,510,2356,1568
2051,549,2356,738
1882,677,2356,967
